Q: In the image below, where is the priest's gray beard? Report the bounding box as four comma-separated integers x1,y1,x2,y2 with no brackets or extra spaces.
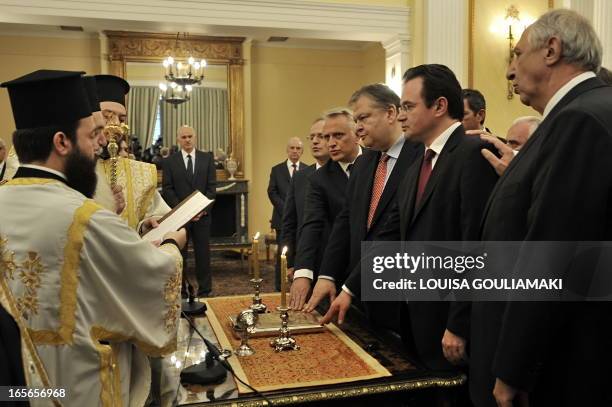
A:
65,147,98,198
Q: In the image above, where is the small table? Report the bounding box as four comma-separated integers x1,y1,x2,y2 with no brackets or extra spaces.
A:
163,299,465,406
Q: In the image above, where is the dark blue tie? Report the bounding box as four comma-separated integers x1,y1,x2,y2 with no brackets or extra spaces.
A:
187,154,193,181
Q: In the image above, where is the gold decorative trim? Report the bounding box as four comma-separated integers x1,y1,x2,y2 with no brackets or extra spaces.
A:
6,178,61,186
104,31,246,176
0,252,59,406
548,0,554,9
159,242,183,334
139,164,158,222
30,199,102,345
121,159,136,227
199,375,466,406
90,327,121,407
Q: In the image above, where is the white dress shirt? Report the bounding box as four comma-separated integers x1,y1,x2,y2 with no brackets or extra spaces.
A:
543,71,596,119
286,159,301,177
181,149,196,172
427,121,462,168
338,146,363,177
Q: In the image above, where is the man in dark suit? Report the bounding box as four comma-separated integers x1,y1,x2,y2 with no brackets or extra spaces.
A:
299,84,421,319
474,10,612,407
322,65,498,372
268,137,305,289
281,118,329,276
162,125,216,297
291,109,367,290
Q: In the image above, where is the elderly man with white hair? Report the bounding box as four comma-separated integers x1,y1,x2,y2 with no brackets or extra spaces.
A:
472,9,612,407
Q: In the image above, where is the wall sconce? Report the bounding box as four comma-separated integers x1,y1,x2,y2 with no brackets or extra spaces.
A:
505,5,520,99
490,5,535,100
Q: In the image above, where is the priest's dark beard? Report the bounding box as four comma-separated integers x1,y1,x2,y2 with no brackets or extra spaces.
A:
65,148,98,198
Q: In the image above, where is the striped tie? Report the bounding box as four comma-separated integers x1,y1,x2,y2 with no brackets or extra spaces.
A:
367,153,389,229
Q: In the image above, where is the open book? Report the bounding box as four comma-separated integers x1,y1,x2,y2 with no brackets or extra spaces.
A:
142,190,214,242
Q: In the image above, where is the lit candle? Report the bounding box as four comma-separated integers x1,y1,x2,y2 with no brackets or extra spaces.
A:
252,232,260,279
280,246,288,308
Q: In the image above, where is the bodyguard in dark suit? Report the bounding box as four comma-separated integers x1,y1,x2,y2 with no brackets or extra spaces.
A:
323,65,498,372
300,84,421,319
292,109,366,288
267,137,305,231
268,137,305,289
473,11,612,407
162,125,216,296
281,118,329,270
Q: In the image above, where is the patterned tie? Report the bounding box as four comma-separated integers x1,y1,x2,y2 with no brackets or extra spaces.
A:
367,153,390,229
415,149,436,207
291,163,297,177
186,154,194,181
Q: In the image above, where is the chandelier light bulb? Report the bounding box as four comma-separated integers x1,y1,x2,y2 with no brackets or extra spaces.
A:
188,56,195,65
185,85,193,92
162,59,169,68
159,82,167,91
170,82,177,89
201,59,207,67
167,56,174,64
194,62,200,70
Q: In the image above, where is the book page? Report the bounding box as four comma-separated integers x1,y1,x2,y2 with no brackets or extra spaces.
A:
142,190,214,242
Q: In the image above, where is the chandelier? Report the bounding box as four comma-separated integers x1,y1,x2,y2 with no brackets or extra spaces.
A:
159,82,192,107
159,33,207,107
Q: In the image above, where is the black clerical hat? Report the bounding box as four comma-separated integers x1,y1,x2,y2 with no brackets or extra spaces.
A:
0,69,91,130
94,74,130,106
82,76,101,112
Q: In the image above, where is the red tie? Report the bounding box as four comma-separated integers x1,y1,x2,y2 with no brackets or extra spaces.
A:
415,149,436,207
367,153,390,229
291,163,297,177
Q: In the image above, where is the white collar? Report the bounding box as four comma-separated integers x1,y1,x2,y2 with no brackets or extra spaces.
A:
181,149,195,159
543,71,596,119
315,162,324,170
384,133,405,159
20,164,67,180
427,122,461,155
338,145,363,172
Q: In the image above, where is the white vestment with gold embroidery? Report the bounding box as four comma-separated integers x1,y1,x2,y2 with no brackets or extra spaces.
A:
0,178,183,407
94,158,170,230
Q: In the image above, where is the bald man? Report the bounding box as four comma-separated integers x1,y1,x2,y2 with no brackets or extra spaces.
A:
267,136,306,289
162,125,217,297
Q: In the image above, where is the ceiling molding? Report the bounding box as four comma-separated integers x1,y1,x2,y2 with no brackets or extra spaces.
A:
0,0,409,42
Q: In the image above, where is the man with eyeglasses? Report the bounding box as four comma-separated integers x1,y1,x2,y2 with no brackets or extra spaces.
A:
282,118,329,286
291,108,372,297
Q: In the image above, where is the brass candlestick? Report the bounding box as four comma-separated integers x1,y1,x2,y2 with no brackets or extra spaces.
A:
250,232,267,313
250,278,267,314
270,306,299,352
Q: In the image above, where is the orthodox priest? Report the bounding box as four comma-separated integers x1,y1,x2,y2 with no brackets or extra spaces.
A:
93,74,170,231
0,69,186,406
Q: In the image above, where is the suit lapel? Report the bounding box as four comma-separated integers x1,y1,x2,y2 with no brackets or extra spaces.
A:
369,141,421,232
0,163,5,181
411,127,462,225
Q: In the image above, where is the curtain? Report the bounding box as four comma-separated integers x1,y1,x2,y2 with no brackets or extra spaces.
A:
160,87,229,153
126,86,161,147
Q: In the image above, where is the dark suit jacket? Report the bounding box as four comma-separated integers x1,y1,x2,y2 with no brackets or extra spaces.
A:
0,163,5,181
162,150,216,208
280,164,316,267
329,140,422,287
473,77,612,407
293,154,372,275
376,125,498,370
0,304,26,392
268,161,306,230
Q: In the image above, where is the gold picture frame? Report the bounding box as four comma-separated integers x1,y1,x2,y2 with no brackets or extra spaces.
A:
104,31,246,177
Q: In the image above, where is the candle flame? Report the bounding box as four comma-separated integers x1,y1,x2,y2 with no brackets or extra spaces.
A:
254,232,260,240
282,246,288,256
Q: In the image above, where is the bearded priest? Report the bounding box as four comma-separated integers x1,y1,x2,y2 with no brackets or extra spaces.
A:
0,70,186,406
